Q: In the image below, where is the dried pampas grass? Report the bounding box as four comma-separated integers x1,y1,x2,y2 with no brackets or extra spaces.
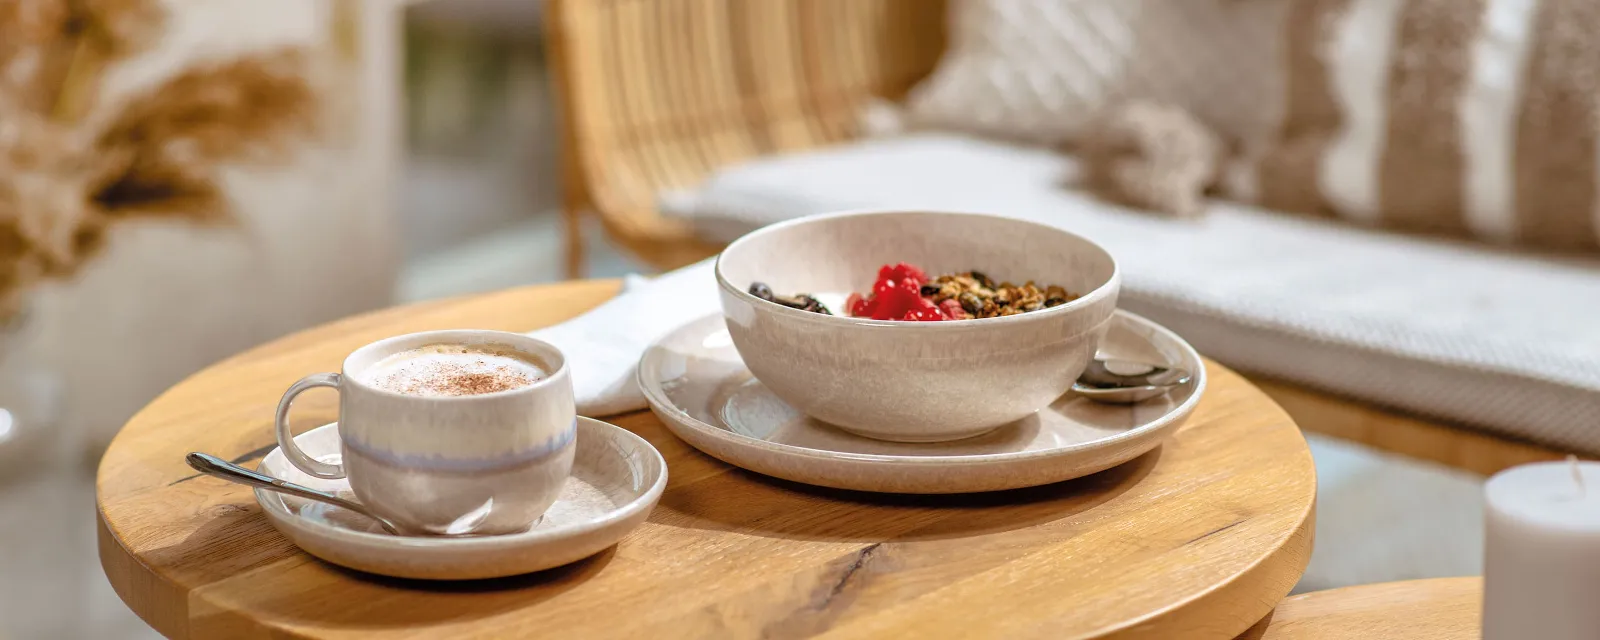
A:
0,0,321,320
0,0,163,114
102,50,319,166
95,49,319,219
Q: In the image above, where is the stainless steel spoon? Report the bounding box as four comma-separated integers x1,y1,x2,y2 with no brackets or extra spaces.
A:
185,452,404,535
1072,358,1193,405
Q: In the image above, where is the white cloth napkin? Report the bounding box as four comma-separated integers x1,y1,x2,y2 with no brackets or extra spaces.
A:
527,258,720,416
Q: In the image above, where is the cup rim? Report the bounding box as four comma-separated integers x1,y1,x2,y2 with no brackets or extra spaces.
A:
713,209,1121,329
340,329,570,401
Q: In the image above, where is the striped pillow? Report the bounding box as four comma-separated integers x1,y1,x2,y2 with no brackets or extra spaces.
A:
1243,0,1600,251
905,0,1287,149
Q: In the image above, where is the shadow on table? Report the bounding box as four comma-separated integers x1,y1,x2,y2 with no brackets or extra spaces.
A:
1233,608,1275,639
325,547,614,594
147,505,617,633
254,550,618,631
655,444,1160,543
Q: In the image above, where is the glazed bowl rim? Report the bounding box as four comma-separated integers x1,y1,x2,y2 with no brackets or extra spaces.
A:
714,209,1121,329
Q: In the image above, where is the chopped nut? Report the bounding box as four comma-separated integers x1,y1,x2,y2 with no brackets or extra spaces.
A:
958,292,984,315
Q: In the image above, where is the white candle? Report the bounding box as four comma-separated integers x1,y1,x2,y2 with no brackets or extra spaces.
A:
1483,459,1600,639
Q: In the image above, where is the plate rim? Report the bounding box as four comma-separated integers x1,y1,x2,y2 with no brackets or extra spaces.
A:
253,416,668,549
637,309,1207,467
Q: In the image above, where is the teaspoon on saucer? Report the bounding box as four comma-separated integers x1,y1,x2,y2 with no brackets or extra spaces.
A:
185,452,405,536
1073,358,1193,405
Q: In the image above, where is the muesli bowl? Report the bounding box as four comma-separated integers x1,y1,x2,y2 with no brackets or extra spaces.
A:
715,210,1120,442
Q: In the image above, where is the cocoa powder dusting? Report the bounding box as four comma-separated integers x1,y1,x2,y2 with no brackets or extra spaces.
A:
373,358,539,397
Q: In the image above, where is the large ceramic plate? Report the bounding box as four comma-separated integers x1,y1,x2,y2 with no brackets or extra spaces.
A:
639,310,1204,493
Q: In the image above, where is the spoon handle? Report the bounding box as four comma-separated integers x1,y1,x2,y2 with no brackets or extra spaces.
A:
185,452,401,535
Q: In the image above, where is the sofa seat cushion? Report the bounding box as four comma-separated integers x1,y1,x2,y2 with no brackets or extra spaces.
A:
663,133,1600,453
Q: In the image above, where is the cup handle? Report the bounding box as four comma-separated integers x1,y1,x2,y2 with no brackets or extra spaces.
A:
274,373,346,479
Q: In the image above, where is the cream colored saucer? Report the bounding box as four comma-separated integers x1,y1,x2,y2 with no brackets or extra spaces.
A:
255,417,665,580
639,311,1204,493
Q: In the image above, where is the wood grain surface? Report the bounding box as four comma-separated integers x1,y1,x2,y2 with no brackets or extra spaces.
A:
1240,578,1481,639
97,280,1317,639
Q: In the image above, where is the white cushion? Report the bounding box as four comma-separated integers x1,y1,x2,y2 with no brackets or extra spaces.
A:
664,133,1600,453
904,0,1286,146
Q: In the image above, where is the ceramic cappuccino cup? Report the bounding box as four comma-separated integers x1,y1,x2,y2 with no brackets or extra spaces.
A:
274,330,576,536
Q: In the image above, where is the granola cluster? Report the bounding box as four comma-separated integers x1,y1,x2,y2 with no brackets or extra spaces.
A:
922,271,1076,319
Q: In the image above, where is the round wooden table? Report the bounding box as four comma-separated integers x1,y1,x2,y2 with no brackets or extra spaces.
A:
97,281,1317,639
1242,578,1481,639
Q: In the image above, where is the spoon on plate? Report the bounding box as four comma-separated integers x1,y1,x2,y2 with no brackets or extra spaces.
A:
185,452,405,535
1073,358,1193,405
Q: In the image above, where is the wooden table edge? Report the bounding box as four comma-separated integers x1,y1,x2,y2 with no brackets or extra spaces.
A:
1241,577,1482,639
1115,394,1318,638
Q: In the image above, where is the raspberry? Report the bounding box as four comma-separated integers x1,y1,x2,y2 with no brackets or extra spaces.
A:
885,262,927,285
849,262,946,321
873,277,898,298
846,292,868,317
938,298,969,320
881,287,920,320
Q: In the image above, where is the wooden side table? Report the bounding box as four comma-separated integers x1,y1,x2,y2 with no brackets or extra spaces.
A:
1242,578,1482,639
97,281,1317,639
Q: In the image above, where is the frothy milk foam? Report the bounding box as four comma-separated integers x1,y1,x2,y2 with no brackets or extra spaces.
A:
360,344,548,397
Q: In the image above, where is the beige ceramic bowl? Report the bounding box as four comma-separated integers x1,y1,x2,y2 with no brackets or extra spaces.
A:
715,210,1120,442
